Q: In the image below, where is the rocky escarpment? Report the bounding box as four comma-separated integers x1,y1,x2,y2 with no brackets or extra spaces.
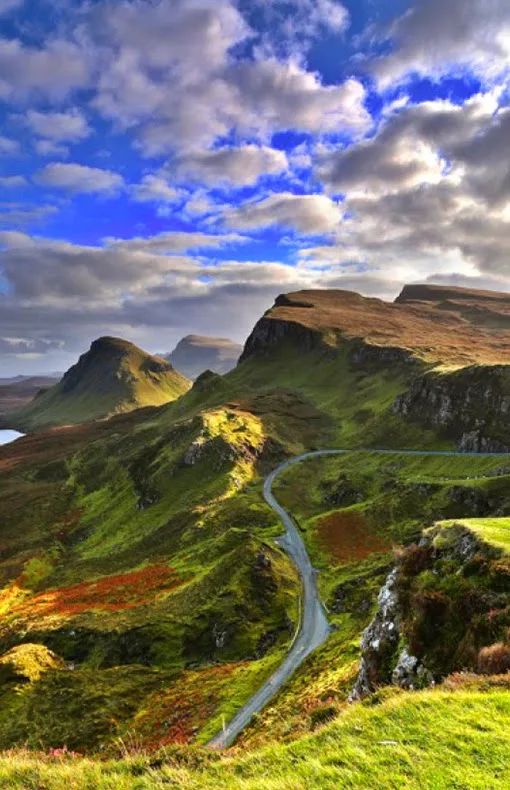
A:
392,365,510,451
348,341,418,370
350,522,510,699
239,316,324,362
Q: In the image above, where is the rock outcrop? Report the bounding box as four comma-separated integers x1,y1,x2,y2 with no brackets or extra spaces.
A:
392,365,510,451
350,569,402,700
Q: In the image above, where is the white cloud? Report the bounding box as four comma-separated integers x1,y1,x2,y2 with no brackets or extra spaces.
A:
224,192,342,234
318,93,500,197
178,144,288,186
25,109,92,142
35,163,124,195
310,89,510,284
184,190,217,216
34,139,69,158
89,0,367,155
131,175,182,204
374,0,510,87
253,0,349,57
0,203,57,227
0,135,19,155
0,175,26,187
0,38,90,100
230,62,370,137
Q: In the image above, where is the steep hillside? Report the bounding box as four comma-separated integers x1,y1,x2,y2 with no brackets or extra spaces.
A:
0,376,59,416
9,337,191,431
167,335,242,379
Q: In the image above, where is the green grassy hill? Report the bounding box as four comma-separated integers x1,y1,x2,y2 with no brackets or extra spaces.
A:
9,337,191,431
1,679,509,789
0,285,509,779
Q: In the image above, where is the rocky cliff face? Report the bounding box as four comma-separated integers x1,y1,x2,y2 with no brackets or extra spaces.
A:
239,316,324,362
392,366,510,451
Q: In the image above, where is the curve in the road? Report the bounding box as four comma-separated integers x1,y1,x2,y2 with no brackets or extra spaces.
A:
207,447,509,749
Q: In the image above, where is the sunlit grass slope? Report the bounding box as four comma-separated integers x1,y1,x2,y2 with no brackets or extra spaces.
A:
0,681,509,789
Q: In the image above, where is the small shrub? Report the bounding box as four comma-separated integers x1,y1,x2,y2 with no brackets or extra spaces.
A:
309,704,337,729
399,545,431,576
478,642,510,675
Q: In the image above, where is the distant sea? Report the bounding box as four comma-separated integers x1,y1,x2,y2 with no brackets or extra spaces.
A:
0,430,24,445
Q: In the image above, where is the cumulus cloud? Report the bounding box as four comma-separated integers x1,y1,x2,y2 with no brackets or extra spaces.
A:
313,88,510,283
25,109,92,142
178,145,288,186
89,0,368,155
224,192,342,234
230,63,370,136
2,0,510,374
0,175,26,188
252,0,349,58
0,136,19,156
131,175,181,204
0,203,57,227
35,163,124,195
0,336,62,355
34,139,69,158
374,0,510,87
0,38,90,100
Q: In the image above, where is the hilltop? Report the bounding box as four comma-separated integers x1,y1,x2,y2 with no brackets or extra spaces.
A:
9,337,191,431
241,286,510,367
167,335,242,379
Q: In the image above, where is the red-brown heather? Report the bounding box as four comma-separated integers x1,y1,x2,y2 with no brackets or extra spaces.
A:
316,511,391,563
15,565,185,618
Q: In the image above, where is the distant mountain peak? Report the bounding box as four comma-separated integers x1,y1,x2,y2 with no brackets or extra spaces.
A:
167,334,242,379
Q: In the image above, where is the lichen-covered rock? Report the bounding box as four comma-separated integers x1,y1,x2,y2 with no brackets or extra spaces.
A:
392,647,434,690
350,569,401,700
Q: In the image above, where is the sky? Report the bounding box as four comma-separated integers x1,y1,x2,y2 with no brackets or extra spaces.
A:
1,0,510,375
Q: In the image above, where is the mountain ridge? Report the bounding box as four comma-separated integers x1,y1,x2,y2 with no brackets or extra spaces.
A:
240,285,510,367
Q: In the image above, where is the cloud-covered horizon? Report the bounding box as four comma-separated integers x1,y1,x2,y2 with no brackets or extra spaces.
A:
1,0,510,374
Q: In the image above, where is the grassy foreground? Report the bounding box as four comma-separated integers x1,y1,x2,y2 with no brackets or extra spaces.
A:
0,682,509,789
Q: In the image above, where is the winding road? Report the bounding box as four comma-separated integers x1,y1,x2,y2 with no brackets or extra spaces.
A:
208,447,508,749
